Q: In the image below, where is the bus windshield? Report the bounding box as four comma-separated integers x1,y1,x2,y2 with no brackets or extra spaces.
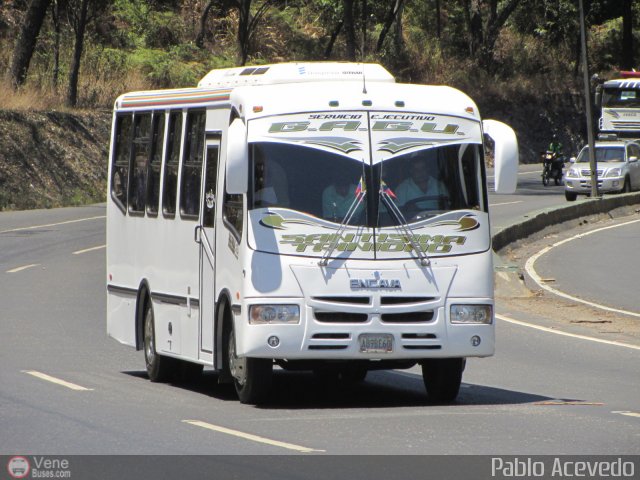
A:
249,142,483,228
603,88,640,108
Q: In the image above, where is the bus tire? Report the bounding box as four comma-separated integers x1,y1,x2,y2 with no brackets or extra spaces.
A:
143,302,176,382
421,358,464,403
228,326,272,404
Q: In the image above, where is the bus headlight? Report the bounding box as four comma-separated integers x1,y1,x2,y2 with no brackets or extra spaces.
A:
249,305,300,324
450,305,493,324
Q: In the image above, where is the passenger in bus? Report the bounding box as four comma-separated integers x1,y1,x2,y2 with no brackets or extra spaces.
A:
396,160,448,211
322,178,357,222
253,147,290,207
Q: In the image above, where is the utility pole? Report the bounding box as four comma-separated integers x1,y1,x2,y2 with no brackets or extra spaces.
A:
579,0,599,198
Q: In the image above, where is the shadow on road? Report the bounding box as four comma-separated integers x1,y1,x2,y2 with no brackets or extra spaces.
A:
122,369,555,409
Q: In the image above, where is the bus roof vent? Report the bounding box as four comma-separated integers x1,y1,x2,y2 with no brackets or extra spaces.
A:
197,62,395,88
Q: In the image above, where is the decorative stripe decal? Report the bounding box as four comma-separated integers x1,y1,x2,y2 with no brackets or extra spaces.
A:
121,89,232,109
107,284,137,296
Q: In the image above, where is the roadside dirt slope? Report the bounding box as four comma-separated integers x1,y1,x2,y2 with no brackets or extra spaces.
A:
0,110,111,210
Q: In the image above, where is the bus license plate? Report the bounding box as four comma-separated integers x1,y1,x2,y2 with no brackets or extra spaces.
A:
359,334,393,353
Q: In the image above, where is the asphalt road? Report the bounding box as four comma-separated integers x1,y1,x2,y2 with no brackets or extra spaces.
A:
2,168,639,461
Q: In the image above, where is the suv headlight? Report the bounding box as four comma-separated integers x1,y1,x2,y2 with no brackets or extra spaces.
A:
566,168,579,178
249,305,300,324
450,304,493,324
605,168,622,178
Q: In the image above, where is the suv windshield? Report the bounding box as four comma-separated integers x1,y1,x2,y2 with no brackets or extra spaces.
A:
249,142,483,228
577,146,625,163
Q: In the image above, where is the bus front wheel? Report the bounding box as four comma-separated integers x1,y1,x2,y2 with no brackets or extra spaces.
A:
143,303,176,382
421,358,464,403
228,327,272,404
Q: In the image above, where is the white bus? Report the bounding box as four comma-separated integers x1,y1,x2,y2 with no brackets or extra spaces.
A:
596,71,640,137
106,62,518,404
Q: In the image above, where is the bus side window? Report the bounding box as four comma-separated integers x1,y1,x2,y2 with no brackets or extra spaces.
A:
111,114,133,213
129,113,151,215
146,112,165,216
223,185,243,240
203,145,219,229
180,110,206,219
163,111,183,217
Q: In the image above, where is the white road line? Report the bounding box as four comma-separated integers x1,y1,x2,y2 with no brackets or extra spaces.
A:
22,370,93,391
487,170,542,179
612,411,640,418
72,244,106,255
489,201,524,207
183,420,325,453
496,314,640,351
6,264,40,273
0,215,105,234
524,218,640,319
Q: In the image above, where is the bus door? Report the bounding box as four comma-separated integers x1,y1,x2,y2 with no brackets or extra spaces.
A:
197,137,220,360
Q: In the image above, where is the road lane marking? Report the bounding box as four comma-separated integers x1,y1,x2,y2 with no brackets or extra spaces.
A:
489,201,524,207
534,400,603,406
0,215,105,234
183,420,325,453
72,244,106,255
496,314,640,351
612,411,640,418
487,170,542,179
524,218,640,319
22,370,93,391
6,264,40,273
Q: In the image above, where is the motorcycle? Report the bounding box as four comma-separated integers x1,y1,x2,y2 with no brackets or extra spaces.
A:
541,151,564,186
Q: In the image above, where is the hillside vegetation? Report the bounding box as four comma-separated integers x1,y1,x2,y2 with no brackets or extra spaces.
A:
0,0,638,209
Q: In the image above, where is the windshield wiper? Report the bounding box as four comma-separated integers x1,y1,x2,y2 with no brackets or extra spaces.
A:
379,181,430,267
318,178,366,267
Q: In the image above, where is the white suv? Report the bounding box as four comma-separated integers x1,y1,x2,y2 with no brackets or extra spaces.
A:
564,140,640,201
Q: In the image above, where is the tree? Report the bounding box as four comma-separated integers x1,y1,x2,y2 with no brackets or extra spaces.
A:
9,0,52,89
463,0,521,69
196,0,216,49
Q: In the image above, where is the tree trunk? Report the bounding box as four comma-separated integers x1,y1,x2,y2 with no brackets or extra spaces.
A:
196,0,216,49
324,20,343,59
376,0,404,53
67,0,90,107
393,0,404,52
9,0,52,89
237,0,251,65
343,0,356,61
52,0,61,89
435,0,440,39
621,0,633,70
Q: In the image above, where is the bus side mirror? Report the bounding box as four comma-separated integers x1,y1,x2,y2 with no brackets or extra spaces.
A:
226,118,249,194
482,120,518,194
595,85,602,108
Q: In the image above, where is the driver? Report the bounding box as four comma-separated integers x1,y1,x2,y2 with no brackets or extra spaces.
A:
396,160,447,211
322,178,357,221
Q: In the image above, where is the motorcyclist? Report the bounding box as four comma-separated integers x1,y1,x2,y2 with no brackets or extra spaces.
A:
542,134,565,185
548,134,563,157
